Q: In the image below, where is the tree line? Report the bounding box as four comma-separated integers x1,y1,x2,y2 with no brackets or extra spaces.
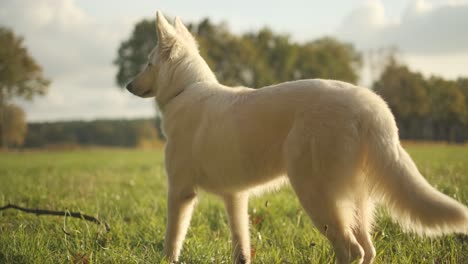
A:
23,119,159,148
374,58,468,142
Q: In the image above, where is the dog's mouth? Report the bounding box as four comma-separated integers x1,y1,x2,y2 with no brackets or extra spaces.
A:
128,87,153,98
141,89,153,97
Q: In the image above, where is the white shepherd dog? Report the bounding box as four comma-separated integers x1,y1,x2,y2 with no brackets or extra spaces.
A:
126,11,468,264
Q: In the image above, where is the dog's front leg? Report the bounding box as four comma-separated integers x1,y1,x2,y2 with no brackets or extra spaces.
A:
164,186,197,263
224,192,251,264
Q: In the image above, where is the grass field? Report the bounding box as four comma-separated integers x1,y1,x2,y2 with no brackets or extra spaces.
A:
1,145,467,263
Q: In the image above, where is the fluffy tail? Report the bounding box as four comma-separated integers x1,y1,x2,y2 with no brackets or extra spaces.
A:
367,142,468,235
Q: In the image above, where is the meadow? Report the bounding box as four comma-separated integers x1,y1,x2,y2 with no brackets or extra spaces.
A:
0,145,467,263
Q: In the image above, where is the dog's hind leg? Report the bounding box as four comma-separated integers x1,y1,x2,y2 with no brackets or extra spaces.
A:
164,186,197,263
352,196,376,264
285,153,364,264
223,192,251,264
284,120,368,263
290,182,364,264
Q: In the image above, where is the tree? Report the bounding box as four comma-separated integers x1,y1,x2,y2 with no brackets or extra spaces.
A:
373,58,468,142
373,61,430,120
295,37,361,84
426,77,466,141
0,27,50,148
0,104,27,147
373,60,430,139
427,77,466,124
195,18,243,86
241,28,299,87
457,78,468,124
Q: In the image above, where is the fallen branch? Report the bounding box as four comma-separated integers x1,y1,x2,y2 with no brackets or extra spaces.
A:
0,203,110,231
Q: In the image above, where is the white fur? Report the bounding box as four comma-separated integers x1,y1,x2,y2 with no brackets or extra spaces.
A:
126,11,468,264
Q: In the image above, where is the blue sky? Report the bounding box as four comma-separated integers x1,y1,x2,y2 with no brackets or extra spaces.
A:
1,0,467,121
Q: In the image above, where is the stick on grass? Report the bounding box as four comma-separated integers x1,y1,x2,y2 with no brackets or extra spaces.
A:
0,203,110,231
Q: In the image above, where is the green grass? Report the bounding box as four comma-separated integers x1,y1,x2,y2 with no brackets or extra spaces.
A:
0,145,467,263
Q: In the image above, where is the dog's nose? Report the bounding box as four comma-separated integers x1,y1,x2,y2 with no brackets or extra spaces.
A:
126,82,134,91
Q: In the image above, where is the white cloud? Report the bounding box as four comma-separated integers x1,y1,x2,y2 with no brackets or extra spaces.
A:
337,0,468,54
0,0,154,121
336,0,468,83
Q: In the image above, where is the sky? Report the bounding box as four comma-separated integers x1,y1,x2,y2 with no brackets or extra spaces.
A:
1,0,467,122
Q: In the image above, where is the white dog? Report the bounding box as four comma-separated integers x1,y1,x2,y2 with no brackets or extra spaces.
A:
126,11,468,264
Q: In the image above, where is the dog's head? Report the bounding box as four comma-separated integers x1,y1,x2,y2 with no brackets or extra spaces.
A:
126,11,199,99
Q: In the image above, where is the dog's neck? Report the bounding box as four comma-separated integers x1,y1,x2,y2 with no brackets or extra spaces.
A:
156,52,218,110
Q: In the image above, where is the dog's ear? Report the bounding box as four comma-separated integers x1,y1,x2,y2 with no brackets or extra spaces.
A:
174,17,198,51
156,11,177,55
